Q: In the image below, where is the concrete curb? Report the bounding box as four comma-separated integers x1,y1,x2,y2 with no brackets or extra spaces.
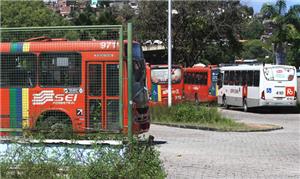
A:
152,122,283,132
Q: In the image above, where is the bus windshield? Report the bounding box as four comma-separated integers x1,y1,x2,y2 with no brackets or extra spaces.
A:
151,67,182,84
263,66,295,81
125,43,144,60
212,69,219,83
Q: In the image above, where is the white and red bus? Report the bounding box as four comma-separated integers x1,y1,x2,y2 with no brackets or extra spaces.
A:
217,64,297,111
0,37,150,136
146,64,184,105
183,65,218,103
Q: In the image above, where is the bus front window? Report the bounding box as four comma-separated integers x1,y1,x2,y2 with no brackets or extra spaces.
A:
151,68,182,84
131,43,148,108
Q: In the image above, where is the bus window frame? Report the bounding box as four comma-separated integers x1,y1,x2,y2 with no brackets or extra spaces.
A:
0,52,37,88
39,52,82,88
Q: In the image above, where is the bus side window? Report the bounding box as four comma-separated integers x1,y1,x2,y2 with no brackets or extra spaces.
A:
229,71,234,86
0,53,37,88
39,52,81,87
254,70,260,86
185,73,188,84
242,71,247,86
188,73,192,84
217,73,223,88
203,72,208,85
195,73,200,84
192,73,196,84
188,73,194,84
247,71,254,86
235,71,241,86
224,71,229,85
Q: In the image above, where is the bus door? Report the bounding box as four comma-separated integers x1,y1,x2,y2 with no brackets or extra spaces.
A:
211,69,220,96
86,62,119,132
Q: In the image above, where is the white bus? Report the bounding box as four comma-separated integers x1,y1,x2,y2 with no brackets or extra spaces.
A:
217,64,297,111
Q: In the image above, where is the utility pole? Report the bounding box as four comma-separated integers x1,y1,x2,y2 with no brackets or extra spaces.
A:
167,0,172,107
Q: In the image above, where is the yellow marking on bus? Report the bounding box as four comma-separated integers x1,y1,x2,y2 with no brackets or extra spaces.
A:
23,42,30,52
158,85,162,102
22,88,29,128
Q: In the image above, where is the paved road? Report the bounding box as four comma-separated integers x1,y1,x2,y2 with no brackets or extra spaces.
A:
146,108,300,179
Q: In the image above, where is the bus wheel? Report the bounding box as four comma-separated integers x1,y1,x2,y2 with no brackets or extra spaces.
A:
195,95,200,105
243,98,248,112
39,116,69,129
36,112,72,137
223,96,229,109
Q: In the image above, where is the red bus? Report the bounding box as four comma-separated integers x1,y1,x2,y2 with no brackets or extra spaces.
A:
0,38,150,136
146,64,184,105
183,65,219,103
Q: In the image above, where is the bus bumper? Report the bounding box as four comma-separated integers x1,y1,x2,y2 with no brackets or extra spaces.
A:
260,100,297,106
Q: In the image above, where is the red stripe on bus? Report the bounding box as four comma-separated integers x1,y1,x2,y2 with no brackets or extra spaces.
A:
0,89,10,136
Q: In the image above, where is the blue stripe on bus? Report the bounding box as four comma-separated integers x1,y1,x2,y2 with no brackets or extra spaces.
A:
11,43,23,53
16,88,22,128
151,84,158,102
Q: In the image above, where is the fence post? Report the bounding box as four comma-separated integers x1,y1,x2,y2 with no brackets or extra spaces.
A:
119,27,123,130
127,23,133,140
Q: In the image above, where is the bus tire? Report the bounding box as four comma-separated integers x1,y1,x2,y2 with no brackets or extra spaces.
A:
223,96,229,109
36,111,72,136
195,94,200,105
243,98,248,112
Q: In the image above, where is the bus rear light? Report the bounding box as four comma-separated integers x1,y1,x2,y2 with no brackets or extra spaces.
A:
261,90,265,100
288,75,294,81
208,89,212,95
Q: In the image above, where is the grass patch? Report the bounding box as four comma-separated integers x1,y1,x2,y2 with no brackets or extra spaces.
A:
150,102,281,132
0,137,166,179
2,124,166,178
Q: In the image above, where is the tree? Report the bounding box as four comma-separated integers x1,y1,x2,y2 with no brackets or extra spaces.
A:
135,1,247,66
240,18,264,39
287,27,300,67
261,0,300,65
240,39,273,63
71,2,119,26
0,1,69,27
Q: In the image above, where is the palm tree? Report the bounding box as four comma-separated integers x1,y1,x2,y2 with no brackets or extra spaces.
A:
260,0,300,65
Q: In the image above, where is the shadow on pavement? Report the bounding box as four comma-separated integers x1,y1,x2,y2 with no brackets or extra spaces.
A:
227,106,300,114
153,140,167,145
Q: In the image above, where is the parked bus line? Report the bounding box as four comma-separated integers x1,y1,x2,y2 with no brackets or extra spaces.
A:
183,65,218,104
217,63,297,111
146,64,184,105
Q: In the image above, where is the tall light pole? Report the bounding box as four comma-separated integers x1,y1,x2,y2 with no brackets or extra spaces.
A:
168,0,172,107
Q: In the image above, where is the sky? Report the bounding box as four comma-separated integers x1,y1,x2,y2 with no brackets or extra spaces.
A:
241,0,300,13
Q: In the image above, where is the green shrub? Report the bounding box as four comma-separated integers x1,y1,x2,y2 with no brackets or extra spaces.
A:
0,137,166,179
151,102,228,123
151,102,242,130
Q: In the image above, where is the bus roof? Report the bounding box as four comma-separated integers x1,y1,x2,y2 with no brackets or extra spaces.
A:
150,64,182,69
219,64,296,71
0,40,139,53
184,66,211,72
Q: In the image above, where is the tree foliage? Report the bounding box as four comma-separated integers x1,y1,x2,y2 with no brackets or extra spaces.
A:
240,18,264,39
260,0,300,65
0,1,69,27
135,1,249,66
71,2,119,26
240,40,273,63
